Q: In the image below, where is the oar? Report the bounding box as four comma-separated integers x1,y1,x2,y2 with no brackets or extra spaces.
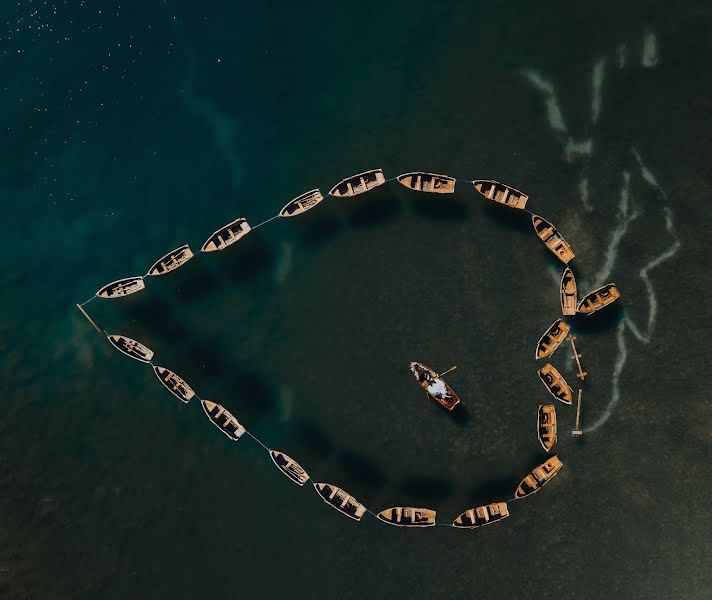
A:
438,365,457,378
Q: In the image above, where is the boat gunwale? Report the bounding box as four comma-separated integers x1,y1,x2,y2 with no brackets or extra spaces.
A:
452,503,509,529
269,449,309,486
531,214,575,263
278,188,324,218
396,171,456,193
153,365,194,403
472,179,528,208
200,399,245,441
147,244,194,276
537,363,573,405
515,456,563,499
200,217,251,253
328,168,385,197
576,282,620,314
560,267,577,315
313,482,366,521
534,319,571,360
96,275,146,298
409,361,461,411
107,334,154,363
537,404,557,453
376,506,437,527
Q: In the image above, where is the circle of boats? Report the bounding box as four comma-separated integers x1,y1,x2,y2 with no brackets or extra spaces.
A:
80,168,621,529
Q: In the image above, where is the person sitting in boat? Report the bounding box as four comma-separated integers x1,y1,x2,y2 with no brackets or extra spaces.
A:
426,378,450,400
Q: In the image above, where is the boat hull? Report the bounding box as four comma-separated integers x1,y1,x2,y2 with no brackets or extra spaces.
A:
313,483,367,521
201,218,251,252
532,215,575,264
270,450,309,486
409,362,460,411
279,189,324,218
397,172,455,194
96,276,145,299
538,363,573,404
153,365,195,403
329,169,386,197
108,334,154,363
472,180,528,209
537,404,557,452
577,283,620,315
560,267,577,315
515,455,563,499
535,319,571,359
147,244,194,276
452,502,509,528
201,400,245,441
377,506,436,527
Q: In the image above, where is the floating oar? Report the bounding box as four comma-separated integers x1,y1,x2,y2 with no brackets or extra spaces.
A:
567,336,587,380
572,389,583,436
76,303,102,334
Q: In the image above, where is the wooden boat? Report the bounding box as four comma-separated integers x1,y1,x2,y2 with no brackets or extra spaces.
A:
515,455,563,499
329,169,386,197
147,244,194,276
577,283,620,315
531,215,575,264
269,450,309,486
279,189,324,218
377,507,436,528
201,399,246,441
96,276,145,299
396,172,455,194
313,482,367,521
452,502,509,529
538,363,573,405
560,267,577,315
201,217,251,253
472,180,528,209
535,319,571,360
537,404,557,452
107,334,154,363
153,365,195,403
409,362,461,411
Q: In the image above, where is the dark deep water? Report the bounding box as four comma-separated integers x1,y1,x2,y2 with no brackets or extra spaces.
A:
1,0,711,598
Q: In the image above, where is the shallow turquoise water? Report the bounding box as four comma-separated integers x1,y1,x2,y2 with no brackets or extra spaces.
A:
1,1,711,598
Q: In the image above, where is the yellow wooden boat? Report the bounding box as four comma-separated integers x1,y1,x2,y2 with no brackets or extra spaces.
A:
147,244,194,276
452,502,509,528
531,214,575,264
537,404,557,452
108,334,154,363
514,455,563,499
560,267,577,315
577,283,620,315
377,506,436,527
396,172,455,194
269,450,309,486
410,362,461,411
153,365,195,403
201,217,251,252
313,483,367,521
329,169,386,197
535,319,571,360
96,276,145,299
279,189,324,218
538,363,573,404
201,400,246,441
472,180,528,209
